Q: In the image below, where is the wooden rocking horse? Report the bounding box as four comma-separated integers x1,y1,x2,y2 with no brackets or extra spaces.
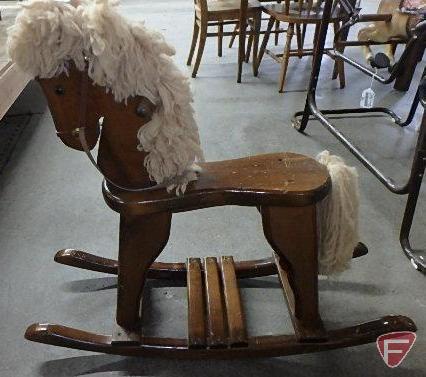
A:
22,64,416,358
9,0,416,359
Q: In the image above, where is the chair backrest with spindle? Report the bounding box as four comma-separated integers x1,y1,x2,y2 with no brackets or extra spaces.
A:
274,0,343,19
284,0,322,16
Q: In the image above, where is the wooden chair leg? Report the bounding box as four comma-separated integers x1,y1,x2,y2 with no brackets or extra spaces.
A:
394,40,423,91
261,205,324,340
187,19,200,66
192,22,208,78
337,55,345,88
311,23,320,68
296,24,303,58
274,21,280,45
274,0,282,45
255,16,275,77
116,212,172,331
252,12,261,76
245,32,253,63
229,23,239,48
332,21,346,88
301,23,307,47
278,23,294,93
237,4,248,83
332,22,340,79
218,22,223,57
391,42,397,56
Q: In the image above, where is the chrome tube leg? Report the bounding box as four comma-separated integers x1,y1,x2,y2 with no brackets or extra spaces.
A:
400,112,426,272
298,0,334,132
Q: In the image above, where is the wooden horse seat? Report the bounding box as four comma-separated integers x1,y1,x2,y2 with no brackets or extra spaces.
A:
103,152,331,215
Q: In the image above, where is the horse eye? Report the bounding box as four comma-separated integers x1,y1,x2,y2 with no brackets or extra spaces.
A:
136,103,148,117
55,85,65,96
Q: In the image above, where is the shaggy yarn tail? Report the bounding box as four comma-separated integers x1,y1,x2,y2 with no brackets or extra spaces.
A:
317,151,359,275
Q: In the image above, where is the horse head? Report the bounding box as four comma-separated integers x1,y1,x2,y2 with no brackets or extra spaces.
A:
8,0,203,193
38,63,156,188
38,65,100,151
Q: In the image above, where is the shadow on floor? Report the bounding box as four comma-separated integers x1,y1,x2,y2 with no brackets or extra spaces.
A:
37,350,423,377
60,274,384,295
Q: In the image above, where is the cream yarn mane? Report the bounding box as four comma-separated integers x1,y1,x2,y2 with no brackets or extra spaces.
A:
8,0,204,194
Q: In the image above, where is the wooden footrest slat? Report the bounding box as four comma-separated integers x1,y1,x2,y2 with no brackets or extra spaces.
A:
219,256,248,347
187,258,206,348
204,257,227,348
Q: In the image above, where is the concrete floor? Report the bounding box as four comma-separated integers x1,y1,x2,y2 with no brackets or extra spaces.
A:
0,0,425,376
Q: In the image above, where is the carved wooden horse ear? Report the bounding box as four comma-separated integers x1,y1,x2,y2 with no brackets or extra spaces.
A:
9,0,415,359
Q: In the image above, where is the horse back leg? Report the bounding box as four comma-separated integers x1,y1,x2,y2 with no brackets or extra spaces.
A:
261,205,325,340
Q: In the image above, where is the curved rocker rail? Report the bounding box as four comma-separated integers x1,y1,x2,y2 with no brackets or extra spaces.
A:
25,315,416,358
54,249,277,279
54,245,369,279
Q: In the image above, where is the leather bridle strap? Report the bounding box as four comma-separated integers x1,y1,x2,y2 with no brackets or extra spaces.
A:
77,127,168,192
76,71,168,193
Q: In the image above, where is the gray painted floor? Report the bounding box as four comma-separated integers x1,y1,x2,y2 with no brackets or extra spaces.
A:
0,0,425,376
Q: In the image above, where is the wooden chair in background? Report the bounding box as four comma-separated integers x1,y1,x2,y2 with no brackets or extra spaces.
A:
187,0,262,82
256,0,346,92
228,0,288,62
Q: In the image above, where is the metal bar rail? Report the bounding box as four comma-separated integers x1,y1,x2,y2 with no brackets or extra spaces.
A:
292,0,426,273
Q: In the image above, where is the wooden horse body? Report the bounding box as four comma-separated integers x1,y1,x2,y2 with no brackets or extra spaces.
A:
24,66,416,357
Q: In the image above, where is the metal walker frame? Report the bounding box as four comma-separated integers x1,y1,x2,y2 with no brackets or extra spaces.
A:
293,0,426,273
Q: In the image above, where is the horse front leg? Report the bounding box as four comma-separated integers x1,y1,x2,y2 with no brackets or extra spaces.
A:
384,43,396,66
358,26,376,63
115,212,171,339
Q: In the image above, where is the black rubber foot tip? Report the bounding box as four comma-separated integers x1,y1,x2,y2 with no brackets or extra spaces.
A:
353,242,368,258
369,53,390,69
